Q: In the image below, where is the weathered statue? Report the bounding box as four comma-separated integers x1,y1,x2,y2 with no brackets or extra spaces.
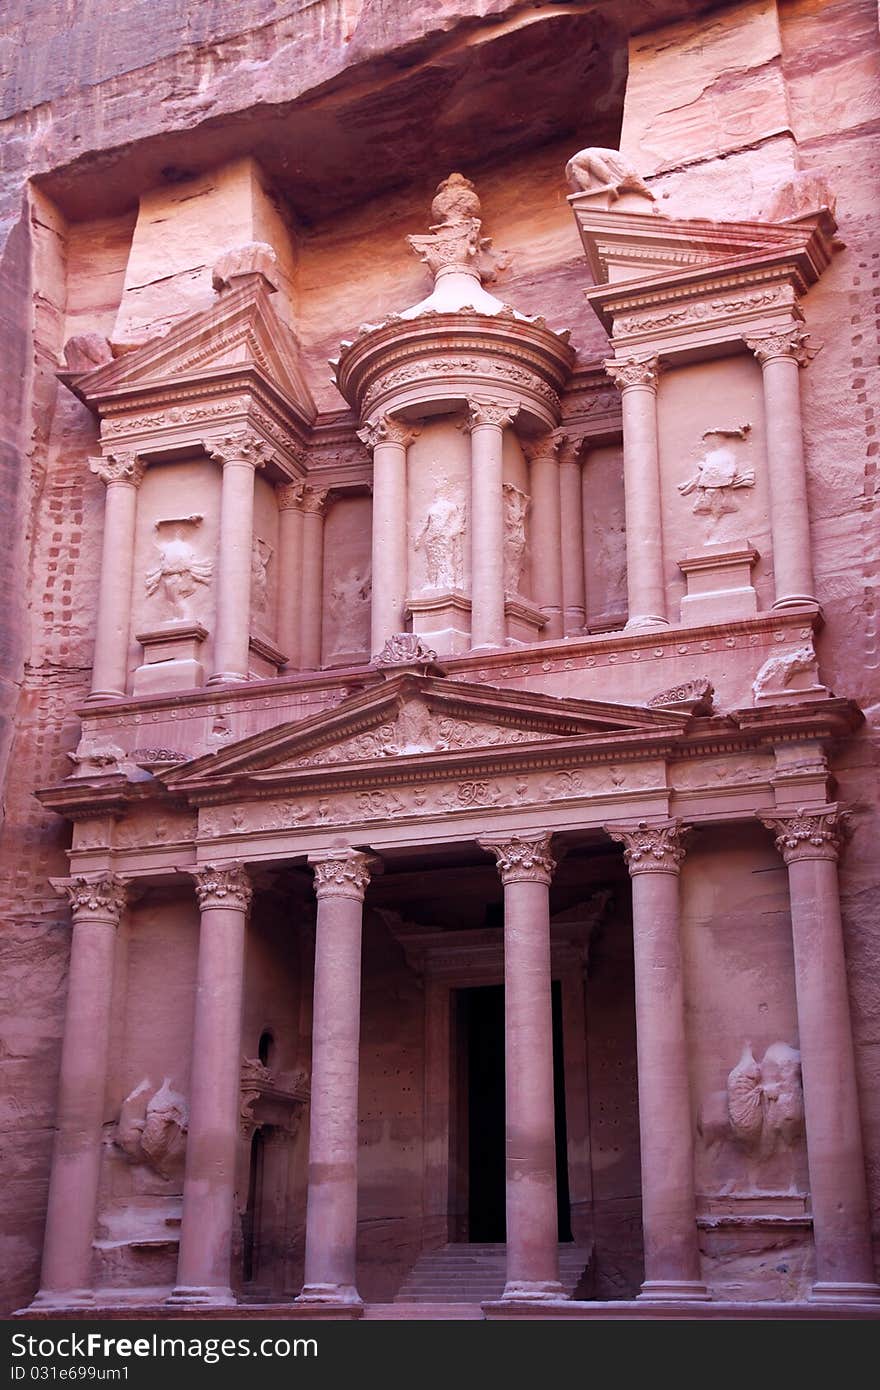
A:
250,536,273,617
115,1077,188,1179
327,565,371,655
678,425,755,524
414,485,467,590
144,516,212,621
565,147,655,203
727,1042,804,1155
502,483,530,595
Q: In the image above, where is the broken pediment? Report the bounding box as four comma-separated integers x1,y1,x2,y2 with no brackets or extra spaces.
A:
61,273,315,430
162,673,691,793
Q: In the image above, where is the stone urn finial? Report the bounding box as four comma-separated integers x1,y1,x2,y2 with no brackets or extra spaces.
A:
431,172,482,227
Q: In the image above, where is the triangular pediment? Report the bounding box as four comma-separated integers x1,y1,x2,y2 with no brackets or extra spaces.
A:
162,673,690,793
63,277,315,424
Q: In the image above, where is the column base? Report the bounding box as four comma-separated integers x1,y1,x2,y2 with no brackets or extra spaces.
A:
771,595,819,611
206,672,248,686
28,1288,95,1309
624,615,669,632
638,1280,711,1302
84,690,125,703
809,1281,880,1304
166,1285,236,1307
501,1280,566,1302
295,1283,362,1308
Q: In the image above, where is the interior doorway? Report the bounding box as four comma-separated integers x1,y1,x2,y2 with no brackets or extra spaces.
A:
455,982,572,1243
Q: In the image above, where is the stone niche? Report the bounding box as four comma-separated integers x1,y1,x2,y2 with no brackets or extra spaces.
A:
581,442,627,632
322,495,372,669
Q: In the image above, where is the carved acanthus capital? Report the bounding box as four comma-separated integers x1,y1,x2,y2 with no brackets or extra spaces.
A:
478,831,557,886
603,356,660,392
606,819,689,875
760,805,850,864
89,452,146,488
466,398,519,431
357,415,420,451
276,481,305,512
299,486,330,517
192,863,253,913
521,432,560,467
60,873,128,924
407,220,485,281
209,432,274,470
744,326,811,367
552,429,585,468
310,849,377,902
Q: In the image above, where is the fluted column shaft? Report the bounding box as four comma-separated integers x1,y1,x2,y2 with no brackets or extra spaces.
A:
276,483,305,670
558,435,585,634
468,400,516,651
479,832,562,1301
210,434,272,683
746,328,817,609
606,820,708,1301
88,455,145,700
34,876,127,1306
171,865,252,1305
299,488,329,670
359,416,419,657
605,358,667,630
525,436,564,640
761,807,879,1301
298,850,375,1306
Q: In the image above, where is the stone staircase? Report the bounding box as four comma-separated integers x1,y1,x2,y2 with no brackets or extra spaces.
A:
394,1243,593,1305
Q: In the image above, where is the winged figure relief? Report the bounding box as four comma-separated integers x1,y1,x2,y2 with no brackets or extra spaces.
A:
728,1041,804,1156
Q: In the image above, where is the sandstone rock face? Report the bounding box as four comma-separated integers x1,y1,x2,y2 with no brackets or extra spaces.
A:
1,0,880,1317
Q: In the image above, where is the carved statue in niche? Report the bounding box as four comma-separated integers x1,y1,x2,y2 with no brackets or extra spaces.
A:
413,482,467,590
565,147,655,203
144,516,212,621
678,425,755,535
502,483,530,596
115,1077,188,1180
697,1042,805,1196
326,565,371,657
250,537,273,619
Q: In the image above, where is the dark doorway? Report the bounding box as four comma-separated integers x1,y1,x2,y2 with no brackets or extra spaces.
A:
458,982,572,1243
242,1128,265,1284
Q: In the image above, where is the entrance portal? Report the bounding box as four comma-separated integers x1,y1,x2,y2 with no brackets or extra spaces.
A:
456,982,572,1243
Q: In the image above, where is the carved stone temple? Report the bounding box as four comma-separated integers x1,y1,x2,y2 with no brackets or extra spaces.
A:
2,0,880,1321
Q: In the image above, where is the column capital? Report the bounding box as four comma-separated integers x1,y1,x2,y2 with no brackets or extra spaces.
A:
208,432,274,470
276,481,306,511
465,398,519,431
192,863,254,912
521,432,560,467
760,804,850,864
552,428,585,467
603,355,660,392
478,831,557,886
606,819,689,875
58,872,128,924
300,485,330,517
357,414,420,451
744,325,811,367
89,452,146,488
310,849,378,901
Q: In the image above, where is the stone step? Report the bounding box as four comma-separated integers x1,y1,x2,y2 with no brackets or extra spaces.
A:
395,1243,593,1304
365,1304,485,1320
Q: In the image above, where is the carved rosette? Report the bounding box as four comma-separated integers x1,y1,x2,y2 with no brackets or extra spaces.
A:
479,831,557,886
465,398,519,431
61,873,128,924
760,805,850,864
603,356,660,392
310,849,376,902
606,820,689,875
89,453,146,488
744,326,811,367
276,481,305,511
192,863,254,913
209,432,274,470
357,415,420,451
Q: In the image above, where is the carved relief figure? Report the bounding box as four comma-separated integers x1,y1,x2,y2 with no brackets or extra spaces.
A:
565,147,655,203
250,537,273,619
115,1077,188,1179
753,643,822,701
678,425,755,532
144,516,212,621
413,483,467,590
697,1042,806,1196
502,483,530,595
326,566,371,657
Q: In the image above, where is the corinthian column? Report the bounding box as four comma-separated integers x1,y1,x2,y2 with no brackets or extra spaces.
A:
33,875,128,1306
478,832,562,1301
170,864,252,1305
358,415,419,658
298,849,376,1307
208,433,273,684
605,820,709,1301
88,453,145,701
276,482,305,670
467,399,517,651
299,487,329,670
745,327,817,609
523,435,564,640
604,357,668,630
760,807,879,1302
557,432,586,634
